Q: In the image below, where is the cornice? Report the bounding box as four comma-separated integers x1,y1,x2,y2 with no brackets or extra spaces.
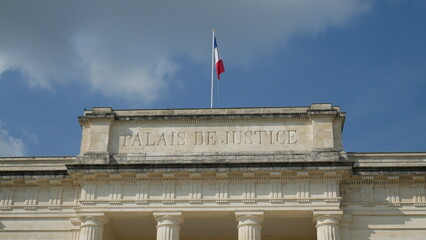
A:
348,152,426,157
0,170,69,179
78,104,346,125
0,156,75,162
354,166,426,175
3,160,426,180
70,175,344,183
113,116,311,124
66,162,354,174
110,151,344,163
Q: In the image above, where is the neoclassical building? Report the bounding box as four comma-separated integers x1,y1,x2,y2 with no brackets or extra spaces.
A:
1,104,425,240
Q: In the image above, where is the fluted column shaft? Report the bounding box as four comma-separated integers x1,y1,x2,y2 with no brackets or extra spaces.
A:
154,213,184,240
236,213,264,240
79,217,105,240
316,215,340,240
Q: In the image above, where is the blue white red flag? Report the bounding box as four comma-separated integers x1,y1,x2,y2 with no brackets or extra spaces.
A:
214,37,225,79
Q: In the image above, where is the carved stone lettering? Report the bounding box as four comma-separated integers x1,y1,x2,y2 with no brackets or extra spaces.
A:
114,124,309,154
121,129,298,147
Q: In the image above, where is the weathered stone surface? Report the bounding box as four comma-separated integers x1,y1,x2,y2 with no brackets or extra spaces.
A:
78,104,345,164
0,104,426,240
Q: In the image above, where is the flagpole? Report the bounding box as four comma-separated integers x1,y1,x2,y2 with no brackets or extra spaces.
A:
210,29,215,108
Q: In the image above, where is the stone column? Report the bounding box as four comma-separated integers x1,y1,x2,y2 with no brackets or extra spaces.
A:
154,212,184,240
79,215,108,240
235,211,264,240
314,211,342,240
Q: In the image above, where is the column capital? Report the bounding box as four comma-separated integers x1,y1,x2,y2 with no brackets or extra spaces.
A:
236,211,263,240
235,211,264,222
313,210,343,221
313,210,342,240
78,213,108,240
235,211,264,229
153,212,184,226
78,213,110,226
154,212,183,240
70,217,81,226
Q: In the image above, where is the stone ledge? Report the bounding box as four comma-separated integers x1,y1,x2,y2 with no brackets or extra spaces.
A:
76,152,111,164
354,166,426,175
0,170,69,178
110,150,345,164
66,161,354,174
79,104,345,123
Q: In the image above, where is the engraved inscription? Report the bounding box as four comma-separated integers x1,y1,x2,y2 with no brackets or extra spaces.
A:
122,132,186,147
120,129,298,147
112,123,311,154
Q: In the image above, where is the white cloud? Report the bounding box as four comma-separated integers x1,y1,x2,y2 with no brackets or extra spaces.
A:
0,119,26,157
0,0,371,102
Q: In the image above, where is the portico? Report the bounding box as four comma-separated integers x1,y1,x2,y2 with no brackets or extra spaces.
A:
76,211,323,240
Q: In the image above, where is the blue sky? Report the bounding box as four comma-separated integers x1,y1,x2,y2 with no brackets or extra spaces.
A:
0,0,425,156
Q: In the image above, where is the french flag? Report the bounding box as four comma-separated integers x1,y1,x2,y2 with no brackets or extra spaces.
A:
214,37,225,80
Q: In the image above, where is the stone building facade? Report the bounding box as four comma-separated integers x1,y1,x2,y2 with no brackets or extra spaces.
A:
0,103,425,240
